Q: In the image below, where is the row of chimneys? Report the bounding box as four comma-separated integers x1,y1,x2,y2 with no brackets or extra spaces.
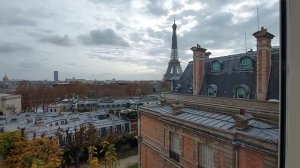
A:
191,27,274,101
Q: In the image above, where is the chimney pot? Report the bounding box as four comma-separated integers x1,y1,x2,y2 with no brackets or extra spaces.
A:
240,109,246,115
233,110,253,131
170,102,184,114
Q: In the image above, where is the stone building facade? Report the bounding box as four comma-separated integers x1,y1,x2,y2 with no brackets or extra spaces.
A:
139,27,279,168
0,93,22,117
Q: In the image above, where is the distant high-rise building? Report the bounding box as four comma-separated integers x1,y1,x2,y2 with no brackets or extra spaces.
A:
54,71,58,82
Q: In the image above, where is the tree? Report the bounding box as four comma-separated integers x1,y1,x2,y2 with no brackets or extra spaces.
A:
87,146,100,168
2,137,62,168
15,81,34,112
88,140,119,168
0,131,22,158
56,124,98,168
100,140,118,168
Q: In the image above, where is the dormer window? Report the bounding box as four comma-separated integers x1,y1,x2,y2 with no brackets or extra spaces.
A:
211,61,221,72
207,84,217,97
241,57,253,70
234,85,250,99
237,87,246,98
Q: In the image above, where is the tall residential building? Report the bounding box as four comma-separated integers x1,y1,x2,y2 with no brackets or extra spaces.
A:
139,27,279,168
163,18,183,81
54,71,58,83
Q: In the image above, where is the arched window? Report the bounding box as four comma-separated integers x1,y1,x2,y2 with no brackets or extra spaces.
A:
237,87,246,98
207,84,217,97
211,61,221,72
234,85,250,99
241,57,253,70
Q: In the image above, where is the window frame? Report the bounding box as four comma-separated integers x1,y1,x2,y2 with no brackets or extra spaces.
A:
207,85,217,97
234,85,250,99
207,87,214,96
198,143,214,168
211,61,221,72
241,57,253,70
169,132,180,162
237,87,246,98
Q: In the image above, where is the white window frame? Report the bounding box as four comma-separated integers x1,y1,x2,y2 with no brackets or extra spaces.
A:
170,132,180,154
198,143,214,168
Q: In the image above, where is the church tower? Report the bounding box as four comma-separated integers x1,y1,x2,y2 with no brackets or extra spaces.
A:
163,18,183,81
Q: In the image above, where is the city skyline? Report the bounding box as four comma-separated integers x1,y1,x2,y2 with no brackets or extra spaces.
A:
0,0,279,80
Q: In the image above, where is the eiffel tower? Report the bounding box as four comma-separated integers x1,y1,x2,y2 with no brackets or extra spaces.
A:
163,18,183,81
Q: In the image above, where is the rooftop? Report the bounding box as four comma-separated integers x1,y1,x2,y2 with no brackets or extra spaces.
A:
142,105,278,143
0,111,130,139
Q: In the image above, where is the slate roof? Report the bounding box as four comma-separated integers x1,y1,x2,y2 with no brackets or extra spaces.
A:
144,106,278,142
174,47,280,100
0,111,130,139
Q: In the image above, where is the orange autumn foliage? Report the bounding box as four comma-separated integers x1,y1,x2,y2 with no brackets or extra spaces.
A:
2,137,63,168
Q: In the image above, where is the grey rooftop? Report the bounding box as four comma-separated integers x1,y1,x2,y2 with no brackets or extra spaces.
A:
142,106,278,143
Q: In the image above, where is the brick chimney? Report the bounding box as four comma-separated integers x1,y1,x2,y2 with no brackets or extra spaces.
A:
191,44,207,95
252,27,274,101
170,102,184,114
233,109,254,131
205,52,211,59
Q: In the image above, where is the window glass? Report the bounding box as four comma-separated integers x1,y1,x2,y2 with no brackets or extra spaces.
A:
170,132,180,162
170,132,180,154
211,61,220,72
199,144,214,168
237,88,246,98
241,58,252,70
207,87,215,96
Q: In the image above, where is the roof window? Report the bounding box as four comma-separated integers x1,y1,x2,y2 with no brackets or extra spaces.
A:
207,84,217,97
234,85,250,99
211,61,221,72
241,57,253,70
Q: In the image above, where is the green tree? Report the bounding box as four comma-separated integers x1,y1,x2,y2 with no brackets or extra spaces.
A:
0,131,22,158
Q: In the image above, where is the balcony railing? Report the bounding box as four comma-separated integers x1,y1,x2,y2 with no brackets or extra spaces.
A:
169,150,179,162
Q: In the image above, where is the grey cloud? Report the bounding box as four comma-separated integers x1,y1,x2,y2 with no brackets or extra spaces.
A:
79,29,129,47
115,22,125,30
67,62,78,67
40,35,71,46
89,0,129,3
147,48,168,56
172,1,185,11
143,0,276,59
171,0,278,55
146,0,168,16
18,62,40,69
0,43,33,54
88,0,131,9
0,7,37,27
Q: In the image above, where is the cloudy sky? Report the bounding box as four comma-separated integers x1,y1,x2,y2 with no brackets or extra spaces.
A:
0,0,279,81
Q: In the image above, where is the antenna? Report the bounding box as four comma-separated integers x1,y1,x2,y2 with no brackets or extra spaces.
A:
245,33,248,53
256,0,260,30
